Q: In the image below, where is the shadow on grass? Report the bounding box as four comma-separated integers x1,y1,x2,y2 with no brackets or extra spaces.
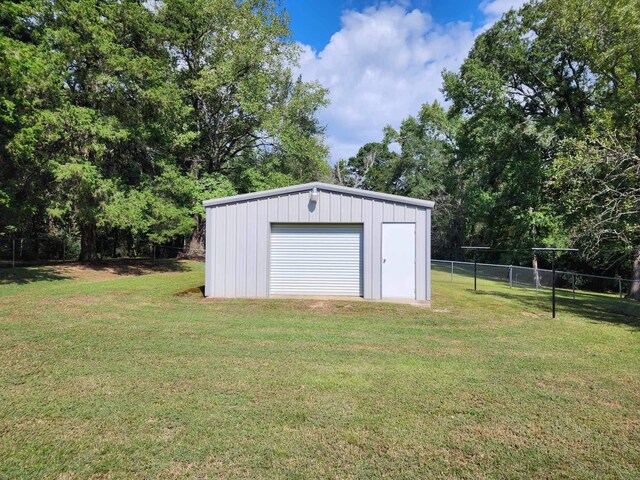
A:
174,285,205,297
473,288,640,330
0,267,72,285
81,259,192,276
0,259,193,286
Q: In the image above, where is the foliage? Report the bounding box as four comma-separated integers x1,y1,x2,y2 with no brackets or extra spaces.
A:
553,131,640,269
442,0,639,270
0,0,330,259
333,142,399,191
347,0,640,282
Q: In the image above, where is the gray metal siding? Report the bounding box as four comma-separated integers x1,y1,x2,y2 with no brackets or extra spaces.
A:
426,209,432,301
205,189,430,300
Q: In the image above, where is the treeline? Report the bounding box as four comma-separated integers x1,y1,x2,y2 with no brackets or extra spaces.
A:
335,0,640,296
2,0,639,296
1,0,330,261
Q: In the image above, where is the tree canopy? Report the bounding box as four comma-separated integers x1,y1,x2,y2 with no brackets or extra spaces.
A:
336,0,640,294
0,0,330,260
2,0,639,296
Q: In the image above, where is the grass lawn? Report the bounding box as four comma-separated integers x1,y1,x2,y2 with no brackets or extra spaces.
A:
1,260,639,478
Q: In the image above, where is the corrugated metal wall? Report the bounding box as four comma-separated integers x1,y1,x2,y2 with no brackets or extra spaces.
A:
204,189,431,300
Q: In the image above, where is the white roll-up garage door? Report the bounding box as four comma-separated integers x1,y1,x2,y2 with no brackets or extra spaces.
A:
270,224,363,296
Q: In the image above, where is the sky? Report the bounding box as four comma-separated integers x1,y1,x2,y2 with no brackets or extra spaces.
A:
281,0,527,162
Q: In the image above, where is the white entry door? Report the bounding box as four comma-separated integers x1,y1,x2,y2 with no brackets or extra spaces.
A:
382,223,416,298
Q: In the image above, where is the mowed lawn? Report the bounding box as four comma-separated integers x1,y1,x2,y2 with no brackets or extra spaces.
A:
1,261,639,479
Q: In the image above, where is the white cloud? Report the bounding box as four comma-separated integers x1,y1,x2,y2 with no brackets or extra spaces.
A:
296,1,528,163
480,0,528,18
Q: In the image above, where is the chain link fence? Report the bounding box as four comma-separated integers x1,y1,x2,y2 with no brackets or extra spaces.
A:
0,237,193,268
432,259,640,318
0,237,76,267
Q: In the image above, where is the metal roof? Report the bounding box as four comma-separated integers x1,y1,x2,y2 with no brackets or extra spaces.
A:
202,182,435,208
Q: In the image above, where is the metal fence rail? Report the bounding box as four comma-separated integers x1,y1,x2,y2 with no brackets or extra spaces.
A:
432,259,640,318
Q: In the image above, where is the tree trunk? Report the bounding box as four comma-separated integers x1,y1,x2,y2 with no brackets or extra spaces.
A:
184,214,205,258
112,229,118,258
629,248,640,300
78,222,98,261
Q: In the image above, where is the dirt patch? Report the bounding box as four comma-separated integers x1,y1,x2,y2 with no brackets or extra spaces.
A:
521,311,545,318
38,294,106,306
308,301,337,313
57,260,189,278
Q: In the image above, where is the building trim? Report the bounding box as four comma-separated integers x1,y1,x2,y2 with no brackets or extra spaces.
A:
203,182,435,209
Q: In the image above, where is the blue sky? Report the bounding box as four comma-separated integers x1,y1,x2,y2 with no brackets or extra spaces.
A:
284,1,485,51
280,0,527,162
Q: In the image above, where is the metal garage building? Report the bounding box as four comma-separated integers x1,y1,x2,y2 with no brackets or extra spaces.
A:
202,182,434,301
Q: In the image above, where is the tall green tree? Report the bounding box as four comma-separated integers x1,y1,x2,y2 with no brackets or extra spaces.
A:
442,0,640,279
333,142,399,191
158,0,329,253
335,102,463,257
1,0,54,247
347,0,639,283
3,0,187,259
1,0,330,260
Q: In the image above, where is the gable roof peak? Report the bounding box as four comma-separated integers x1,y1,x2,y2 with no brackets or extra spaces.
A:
203,181,434,208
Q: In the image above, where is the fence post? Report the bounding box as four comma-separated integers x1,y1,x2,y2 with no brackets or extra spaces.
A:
12,238,16,268
450,261,453,283
152,244,156,264
62,239,65,261
618,277,622,303
572,273,576,300
473,251,477,291
509,265,513,288
515,273,518,288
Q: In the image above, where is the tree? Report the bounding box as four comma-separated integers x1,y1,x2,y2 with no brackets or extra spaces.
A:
384,102,458,197
546,0,640,295
333,142,398,191
336,102,463,258
441,4,588,258
441,0,640,273
3,0,185,260
554,133,640,298
1,0,330,261
0,0,56,251
158,0,330,253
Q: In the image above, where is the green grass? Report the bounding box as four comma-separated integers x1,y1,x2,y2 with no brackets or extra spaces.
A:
432,262,640,319
1,260,639,479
